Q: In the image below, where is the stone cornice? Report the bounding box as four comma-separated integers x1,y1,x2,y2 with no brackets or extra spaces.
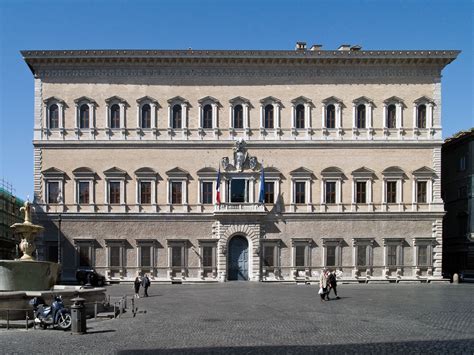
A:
21,49,460,77
33,140,444,150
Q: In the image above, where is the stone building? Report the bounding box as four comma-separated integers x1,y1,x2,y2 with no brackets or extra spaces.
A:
21,44,459,283
442,128,474,274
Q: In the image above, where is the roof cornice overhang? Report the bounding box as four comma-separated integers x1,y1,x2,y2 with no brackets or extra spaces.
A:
21,49,460,75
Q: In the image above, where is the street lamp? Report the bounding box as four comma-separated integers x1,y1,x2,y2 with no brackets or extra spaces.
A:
57,192,63,264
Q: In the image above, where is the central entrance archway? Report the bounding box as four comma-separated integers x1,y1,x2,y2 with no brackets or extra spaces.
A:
227,236,249,281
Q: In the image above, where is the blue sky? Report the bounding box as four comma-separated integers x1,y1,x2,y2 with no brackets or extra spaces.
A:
0,0,472,200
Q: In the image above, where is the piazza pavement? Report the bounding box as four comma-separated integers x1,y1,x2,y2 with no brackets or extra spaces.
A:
0,283,473,354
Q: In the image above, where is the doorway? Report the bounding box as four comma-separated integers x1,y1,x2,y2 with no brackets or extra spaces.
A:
227,236,249,280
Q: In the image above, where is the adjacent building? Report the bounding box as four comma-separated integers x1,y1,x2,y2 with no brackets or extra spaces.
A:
22,44,459,283
0,181,24,259
442,128,474,274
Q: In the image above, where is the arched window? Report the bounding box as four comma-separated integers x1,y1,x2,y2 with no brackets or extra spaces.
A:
202,104,213,129
264,104,274,129
233,104,243,129
110,104,120,129
295,104,305,129
356,104,366,129
326,104,336,129
79,104,89,129
417,104,426,128
172,104,182,129
49,104,59,129
141,104,151,129
387,104,396,129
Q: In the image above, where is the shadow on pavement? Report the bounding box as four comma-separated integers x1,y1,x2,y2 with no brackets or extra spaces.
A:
117,339,474,354
85,329,116,334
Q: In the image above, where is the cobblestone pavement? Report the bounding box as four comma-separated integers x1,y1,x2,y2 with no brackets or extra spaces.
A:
1,283,473,354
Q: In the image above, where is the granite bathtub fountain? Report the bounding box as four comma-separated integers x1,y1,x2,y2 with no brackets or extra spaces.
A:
0,200,106,320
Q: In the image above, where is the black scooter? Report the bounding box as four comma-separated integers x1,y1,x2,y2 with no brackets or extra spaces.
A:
29,295,72,330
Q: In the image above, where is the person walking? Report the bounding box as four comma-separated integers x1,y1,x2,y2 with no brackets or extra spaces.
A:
141,274,150,297
319,268,329,302
134,275,141,298
327,270,340,300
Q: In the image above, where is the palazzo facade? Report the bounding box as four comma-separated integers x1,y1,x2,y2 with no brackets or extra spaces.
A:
22,44,459,283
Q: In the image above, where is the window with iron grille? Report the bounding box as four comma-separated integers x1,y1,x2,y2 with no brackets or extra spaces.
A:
326,246,336,266
110,246,121,267
202,246,213,268
387,245,397,266
79,245,91,267
171,246,182,267
295,245,306,267
140,245,151,267
263,245,275,267
357,245,367,266
418,245,428,266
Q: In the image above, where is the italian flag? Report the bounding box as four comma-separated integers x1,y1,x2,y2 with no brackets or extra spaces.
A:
216,167,221,205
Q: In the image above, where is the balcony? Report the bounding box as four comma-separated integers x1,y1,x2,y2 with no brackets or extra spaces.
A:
214,203,266,216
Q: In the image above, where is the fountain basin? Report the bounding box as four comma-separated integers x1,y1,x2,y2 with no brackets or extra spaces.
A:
0,260,60,291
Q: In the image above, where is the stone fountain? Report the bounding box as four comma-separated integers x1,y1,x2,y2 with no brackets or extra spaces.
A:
0,200,107,321
0,200,60,291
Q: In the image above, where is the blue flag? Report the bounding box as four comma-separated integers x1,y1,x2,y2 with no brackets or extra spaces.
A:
258,166,265,204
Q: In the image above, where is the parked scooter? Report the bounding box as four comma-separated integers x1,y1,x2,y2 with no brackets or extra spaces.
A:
29,295,72,330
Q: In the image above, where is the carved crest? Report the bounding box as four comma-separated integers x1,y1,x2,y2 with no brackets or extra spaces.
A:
221,139,258,172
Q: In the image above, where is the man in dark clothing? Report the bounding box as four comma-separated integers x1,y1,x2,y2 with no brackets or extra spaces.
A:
327,270,340,300
141,274,150,297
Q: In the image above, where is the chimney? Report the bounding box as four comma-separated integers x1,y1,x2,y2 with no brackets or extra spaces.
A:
295,42,307,51
310,44,323,51
338,44,351,51
350,45,362,51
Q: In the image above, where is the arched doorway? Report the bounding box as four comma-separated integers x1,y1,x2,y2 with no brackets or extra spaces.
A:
227,236,249,281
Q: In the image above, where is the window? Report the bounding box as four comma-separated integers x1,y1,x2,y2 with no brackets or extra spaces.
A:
79,104,90,129
109,181,121,204
233,105,243,129
171,246,182,267
171,182,182,204
417,104,426,128
110,246,121,267
263,245,275,268
78,181,90,204
459,156,466,171
356,104,366,129
47,181,60,204
387,245,397,266
78,244,91,267
356,181,367,204
387,104,396,129
110,104,120,129
140,181,152,205
201,181,213,204
295,245,306,267
141,104,151,129
264,105,274,129
418,245,428,266
386,181,397,203
202,246,213,268
295,104,305,129
325,181,336,204
172,104,182,129
417,181,427,203
202,104,213,129
326,246,336,266
264,181,275,204
295,181,305,204
140,245,152,268
49,104,59,129
326,104,336,129
357,245,367,266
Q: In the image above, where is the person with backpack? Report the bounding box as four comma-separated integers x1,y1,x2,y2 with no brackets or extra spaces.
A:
141,274,150,297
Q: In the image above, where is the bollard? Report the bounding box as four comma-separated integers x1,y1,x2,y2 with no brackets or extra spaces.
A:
6,310,9,330
453,273,459,284
70,297,87,334
94,302,98,319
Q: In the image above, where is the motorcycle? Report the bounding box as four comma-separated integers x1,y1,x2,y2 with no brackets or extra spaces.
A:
29,295,72,330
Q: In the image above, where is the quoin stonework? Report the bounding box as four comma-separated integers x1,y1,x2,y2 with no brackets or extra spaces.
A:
21,43,459,283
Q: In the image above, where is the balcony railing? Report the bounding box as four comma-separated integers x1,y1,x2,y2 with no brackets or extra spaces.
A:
214,203,266,213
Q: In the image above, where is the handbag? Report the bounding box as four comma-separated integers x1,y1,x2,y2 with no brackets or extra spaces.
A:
318,287,324,294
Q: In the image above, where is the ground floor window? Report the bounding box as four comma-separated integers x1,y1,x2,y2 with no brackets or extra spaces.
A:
167,240,188,277
323,239,343,268
74,240,95,268
198,240,217,278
